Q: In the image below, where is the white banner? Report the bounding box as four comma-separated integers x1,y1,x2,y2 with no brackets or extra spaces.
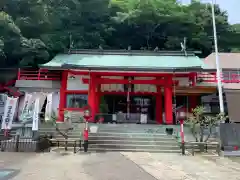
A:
45,93,53,121
19,93,33,121
32,98,39,131
0,94,7,122
1,96,18,130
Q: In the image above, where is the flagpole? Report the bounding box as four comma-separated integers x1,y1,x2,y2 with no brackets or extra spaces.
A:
211,0,224,114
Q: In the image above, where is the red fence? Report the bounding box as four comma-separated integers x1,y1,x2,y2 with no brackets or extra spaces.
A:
18,68,61,81
17,69,240,84
197,72,240,83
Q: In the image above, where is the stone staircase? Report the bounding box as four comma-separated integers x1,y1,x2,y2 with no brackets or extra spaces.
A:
38,123,181,153
88,124,181,153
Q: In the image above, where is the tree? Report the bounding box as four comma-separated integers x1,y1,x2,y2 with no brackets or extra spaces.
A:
0,0,240,67
186,106,227,143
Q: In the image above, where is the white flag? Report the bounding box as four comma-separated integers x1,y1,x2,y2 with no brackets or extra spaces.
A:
45,93,53,121
32,98,39,131
0,94,7,122
19,93,32,121
1,96,18,130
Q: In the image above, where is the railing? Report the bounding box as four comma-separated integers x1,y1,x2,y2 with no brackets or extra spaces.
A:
18,68,61,81
197,72,240,83
0,135,51,152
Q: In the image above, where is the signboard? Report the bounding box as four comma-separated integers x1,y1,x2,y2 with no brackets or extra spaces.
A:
1,96,18,130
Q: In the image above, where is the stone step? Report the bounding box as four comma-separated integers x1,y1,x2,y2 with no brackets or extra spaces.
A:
50,147,181,153
87,148,181,153
89,139,178,145
89,132,175,138
88,135,176,141
88,143,180,150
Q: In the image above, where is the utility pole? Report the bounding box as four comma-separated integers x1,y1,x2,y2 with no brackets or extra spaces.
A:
211,0,225,115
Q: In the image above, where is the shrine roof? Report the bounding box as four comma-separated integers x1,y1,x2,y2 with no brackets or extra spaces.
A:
41,49,206,71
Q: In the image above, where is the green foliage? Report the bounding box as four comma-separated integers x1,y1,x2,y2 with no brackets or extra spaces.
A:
186,106,227,142
1,0,240,67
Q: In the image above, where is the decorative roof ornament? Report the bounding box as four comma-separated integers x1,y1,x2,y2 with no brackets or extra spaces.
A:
98,45,103,50
154,46,159,52
181,37,187,56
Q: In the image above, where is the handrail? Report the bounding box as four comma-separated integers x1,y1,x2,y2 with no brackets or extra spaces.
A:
18,68,61,81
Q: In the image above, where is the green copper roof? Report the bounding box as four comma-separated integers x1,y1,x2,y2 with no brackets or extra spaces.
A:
41,50,205,71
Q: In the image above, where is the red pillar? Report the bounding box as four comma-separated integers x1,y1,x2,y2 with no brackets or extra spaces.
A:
58,70,68,122
156,85,163,124
189,96,198,112
88,74,96,122
164,77,173,125
95,84,101,114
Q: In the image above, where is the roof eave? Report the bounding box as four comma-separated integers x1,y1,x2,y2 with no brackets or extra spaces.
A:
61,64,205,72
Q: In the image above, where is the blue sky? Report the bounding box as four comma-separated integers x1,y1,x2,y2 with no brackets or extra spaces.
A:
181,0,240,24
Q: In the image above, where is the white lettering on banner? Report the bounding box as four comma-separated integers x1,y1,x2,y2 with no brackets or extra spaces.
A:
1,97,18,130
32,98,39,131
19,93,32,122
0,94,7,122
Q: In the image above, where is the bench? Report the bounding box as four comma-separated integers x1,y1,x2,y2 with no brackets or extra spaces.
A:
183,141,220,156
50,138,82,153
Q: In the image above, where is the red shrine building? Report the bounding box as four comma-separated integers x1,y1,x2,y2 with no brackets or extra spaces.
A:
13,50,223,124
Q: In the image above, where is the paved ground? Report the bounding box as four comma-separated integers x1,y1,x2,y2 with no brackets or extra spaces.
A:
121,152,240,180
1,151,240,180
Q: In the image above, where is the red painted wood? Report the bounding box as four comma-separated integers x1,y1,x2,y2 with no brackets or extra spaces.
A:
58,71,68,122
88,74,97,122
164,77,173,125
82,77,178,85
100,91,158,95
156,84,163,124
68,70,191,77
65,90,88,94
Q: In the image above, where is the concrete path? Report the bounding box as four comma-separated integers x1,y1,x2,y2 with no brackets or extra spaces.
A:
2,152,240,180
121,152,240,180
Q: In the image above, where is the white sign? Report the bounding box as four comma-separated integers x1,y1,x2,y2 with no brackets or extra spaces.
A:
140,114,147,124
0,94,7,122
32,98,39,131
1,96,18,130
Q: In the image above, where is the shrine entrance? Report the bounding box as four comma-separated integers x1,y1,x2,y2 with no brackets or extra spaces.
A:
104,95,155,123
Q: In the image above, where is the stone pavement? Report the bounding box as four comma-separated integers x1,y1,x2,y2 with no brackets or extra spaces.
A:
0,152,157,180
121,152,240,180
2,151,240,180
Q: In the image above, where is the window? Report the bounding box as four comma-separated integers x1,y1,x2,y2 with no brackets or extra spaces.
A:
222,71,240,82
66,94,88,108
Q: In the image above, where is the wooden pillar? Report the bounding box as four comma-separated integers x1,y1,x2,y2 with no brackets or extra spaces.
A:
88,74,96,122
164,76,173,125
58,70,68,122
156,81,163,124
